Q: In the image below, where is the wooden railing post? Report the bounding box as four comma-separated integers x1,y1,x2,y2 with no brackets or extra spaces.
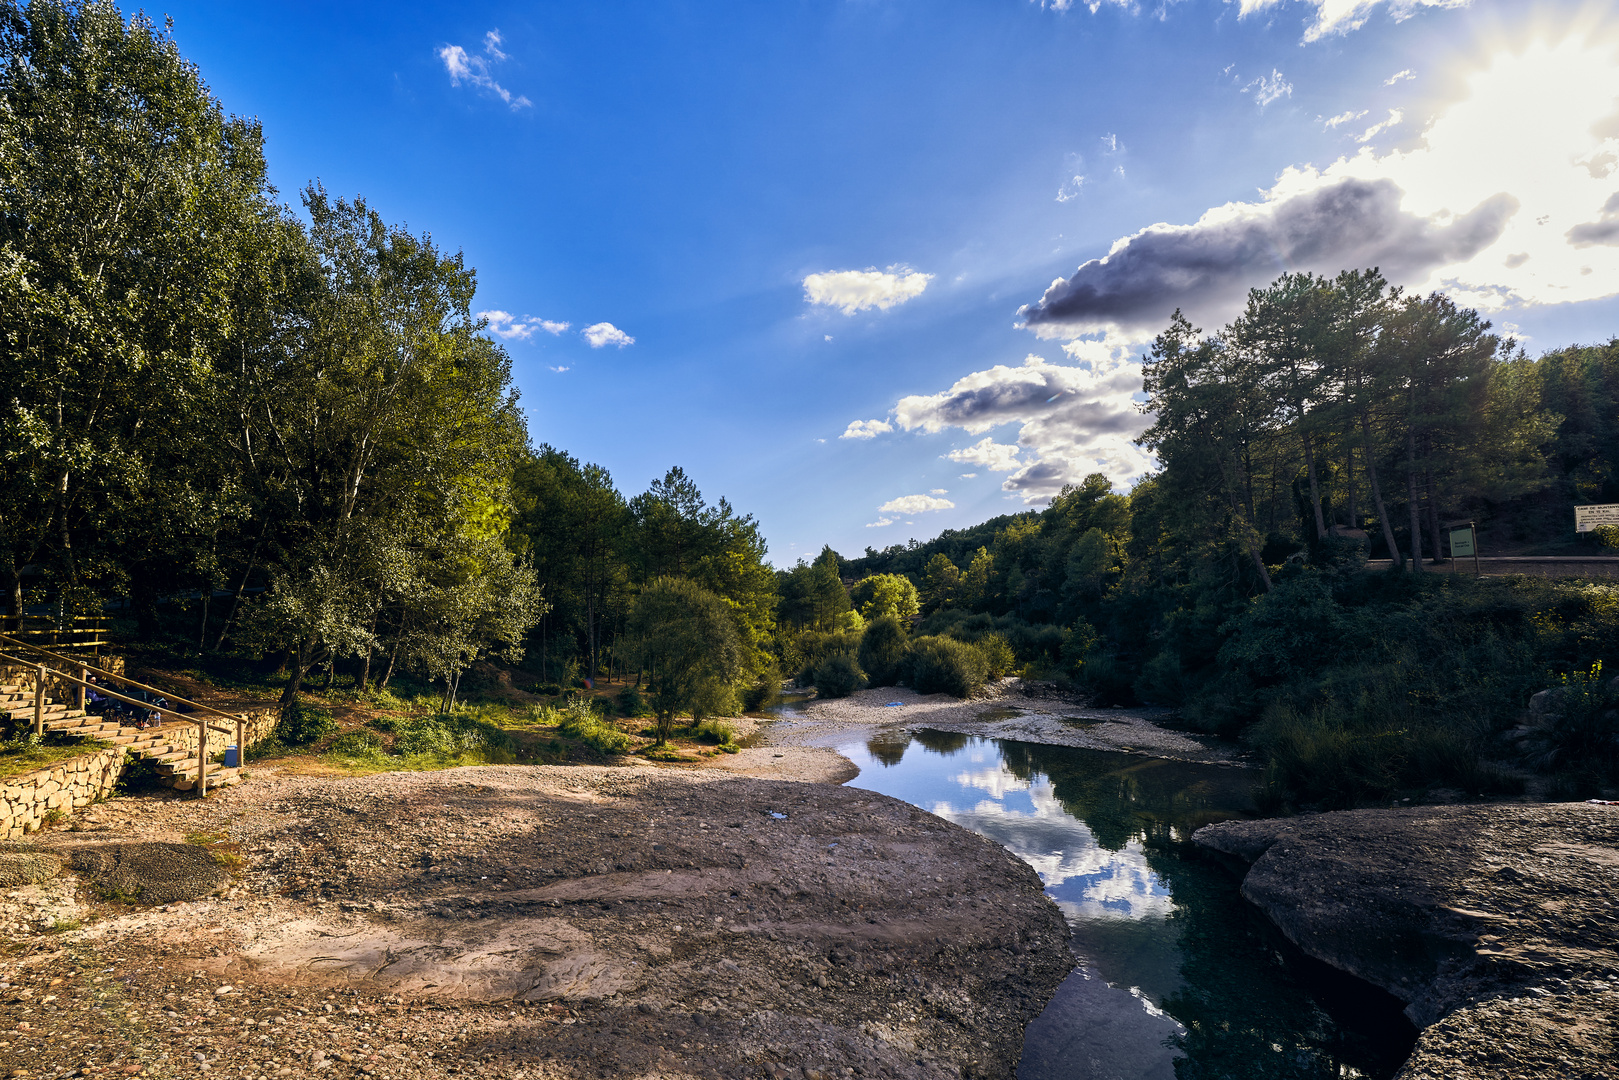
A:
33,665,45,736
75,665,87,711
236,714,245,769
196,720,208,798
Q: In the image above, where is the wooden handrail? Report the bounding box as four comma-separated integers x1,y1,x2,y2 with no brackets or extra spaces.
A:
0,648,246,799
0,632,247,727
0,650,233,736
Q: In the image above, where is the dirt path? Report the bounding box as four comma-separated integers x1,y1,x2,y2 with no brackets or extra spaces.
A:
1,758,1070,1080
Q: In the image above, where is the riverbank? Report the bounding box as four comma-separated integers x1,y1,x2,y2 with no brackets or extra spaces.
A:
766,681,1248,767
1195,803,1619,1079
0,759,1071,1080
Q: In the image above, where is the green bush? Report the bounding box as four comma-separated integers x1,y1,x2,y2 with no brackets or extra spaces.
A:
393,711,515,759
903,635,988,698
275,705,336,746
741,669,782,712
858,615,909,687
555,696,635,754
976,633,1016,681
693,718,736,746
792,629,862,686
1520,661,1619,777
616,685,651,717
812,654,867,699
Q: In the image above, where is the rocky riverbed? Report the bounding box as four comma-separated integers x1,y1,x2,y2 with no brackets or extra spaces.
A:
1195,802,1619,1080
767,683,1246,767
1,760,1072,1080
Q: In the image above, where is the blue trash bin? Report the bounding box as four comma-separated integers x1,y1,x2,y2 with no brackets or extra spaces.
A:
225,745,239,768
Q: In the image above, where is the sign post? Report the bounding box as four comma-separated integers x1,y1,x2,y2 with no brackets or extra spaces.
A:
1574,504,1619,534
1446,520,1479,575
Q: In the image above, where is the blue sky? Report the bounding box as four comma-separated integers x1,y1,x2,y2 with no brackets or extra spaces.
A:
155,0,1619,565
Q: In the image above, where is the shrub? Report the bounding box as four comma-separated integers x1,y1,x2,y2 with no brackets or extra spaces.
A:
1519,661,1619,777
903,635,988,698
693,719,736,746
616,685,651,717
741,669,782,712
858,615,909,687
275,704,336,746
1594,523,1619,549
555,696,635,754
812,654,867,699
976,633,1016,681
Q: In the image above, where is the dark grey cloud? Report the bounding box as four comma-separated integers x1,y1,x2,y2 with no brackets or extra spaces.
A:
1567,191,1619,248
1019,177,1519,334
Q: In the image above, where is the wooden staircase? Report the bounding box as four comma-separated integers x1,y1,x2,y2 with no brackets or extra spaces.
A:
0,676,243,792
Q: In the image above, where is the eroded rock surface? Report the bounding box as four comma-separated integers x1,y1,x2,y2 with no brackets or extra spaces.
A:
1195,803,1619,1080
3,764,1071,1080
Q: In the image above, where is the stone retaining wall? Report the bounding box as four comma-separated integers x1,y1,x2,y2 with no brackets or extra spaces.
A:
0,745,125,840
157,707,279,761
1,706,279,839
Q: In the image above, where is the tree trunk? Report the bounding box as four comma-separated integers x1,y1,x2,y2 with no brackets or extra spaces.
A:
277,639,317,721
197,588,211,652
380,638,399,690
1360,409,1402,568
1425,470,1443,565
1405,430,1424,572
1302,431,1327,540
358,608,380,690
1346,446,1358,528
212,521,267,652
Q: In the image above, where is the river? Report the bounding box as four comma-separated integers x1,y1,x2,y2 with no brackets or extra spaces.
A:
835,729,1418,1080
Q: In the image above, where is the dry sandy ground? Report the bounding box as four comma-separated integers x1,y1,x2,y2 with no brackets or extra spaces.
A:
766,682,1247,767
0,753,1071,1080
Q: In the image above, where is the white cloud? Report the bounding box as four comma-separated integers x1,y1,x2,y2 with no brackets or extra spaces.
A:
1354,108,1403,143
959,472,978,479
1237,0,1470,43
879,494,956,514
1055,175,1086,202
840,419,893,440
479,310,569,340
865,517,896,528
1243,69,1293,107
930,488,949,495
438,29,531,110
891,344,1154,501
803,266,933,314
582,322,634,348
1385,68,1416,84
945,437,1024,472
548,365,569,373
1322,108,1368,129
1022,37,1619,337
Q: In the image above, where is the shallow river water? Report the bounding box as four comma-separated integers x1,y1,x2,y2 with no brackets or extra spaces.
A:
836,730,1417,1080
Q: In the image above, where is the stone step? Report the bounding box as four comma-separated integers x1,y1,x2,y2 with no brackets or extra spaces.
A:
165,767,242,792
44,721,121,739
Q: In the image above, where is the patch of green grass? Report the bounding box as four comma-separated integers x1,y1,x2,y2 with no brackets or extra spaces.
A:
550,697,636,755
0,734,112,780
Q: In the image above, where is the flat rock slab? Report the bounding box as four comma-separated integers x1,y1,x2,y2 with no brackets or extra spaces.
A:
1195,803,1619,1080
8,763,1072,1080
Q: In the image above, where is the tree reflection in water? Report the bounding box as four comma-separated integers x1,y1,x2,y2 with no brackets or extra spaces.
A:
842,731,1416,1080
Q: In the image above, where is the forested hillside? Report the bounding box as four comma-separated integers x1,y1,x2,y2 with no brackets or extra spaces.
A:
814,272,1619,806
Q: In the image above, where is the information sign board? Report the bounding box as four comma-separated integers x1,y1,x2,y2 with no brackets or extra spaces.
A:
1449,527,1476,558
1574,504,1619,533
